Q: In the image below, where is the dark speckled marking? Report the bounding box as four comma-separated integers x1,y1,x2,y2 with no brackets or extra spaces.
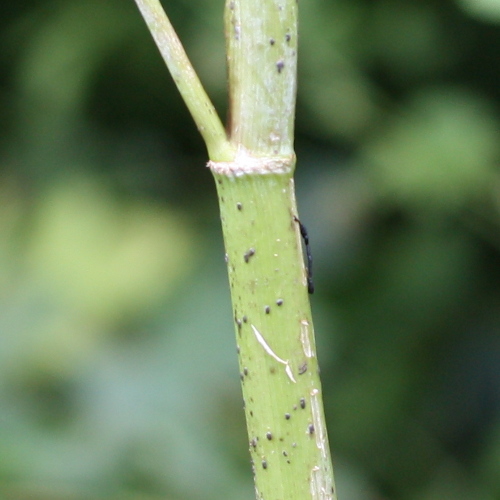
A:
244,248,255,263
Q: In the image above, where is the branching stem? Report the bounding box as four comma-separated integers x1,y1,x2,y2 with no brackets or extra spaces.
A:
133,1,338,498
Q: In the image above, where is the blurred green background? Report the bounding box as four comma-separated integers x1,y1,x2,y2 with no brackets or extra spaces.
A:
1,0,499,499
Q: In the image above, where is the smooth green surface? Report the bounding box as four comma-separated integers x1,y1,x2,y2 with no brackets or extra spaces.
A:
214,171,336,499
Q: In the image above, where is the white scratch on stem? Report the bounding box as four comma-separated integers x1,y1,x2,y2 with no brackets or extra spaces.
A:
310,465,334,500
311,388,328,459
251,324,296,383
300,319,314,358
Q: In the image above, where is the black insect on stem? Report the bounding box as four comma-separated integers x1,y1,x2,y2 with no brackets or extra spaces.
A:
293,216,314,294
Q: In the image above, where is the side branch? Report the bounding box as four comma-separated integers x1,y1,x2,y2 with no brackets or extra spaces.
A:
134,0,233,161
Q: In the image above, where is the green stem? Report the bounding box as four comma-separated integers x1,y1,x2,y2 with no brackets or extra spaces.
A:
134,0,233,161
210,165,337,499
224,0,297,157
133,0,338,498
213,4,337,494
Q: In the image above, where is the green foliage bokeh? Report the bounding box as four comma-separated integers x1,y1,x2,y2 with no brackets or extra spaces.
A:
0,0,499,499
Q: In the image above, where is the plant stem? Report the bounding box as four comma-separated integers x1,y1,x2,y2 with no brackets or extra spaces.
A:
224,0,297,157
134,0,338,498
134,0,233,161
209,166,337,499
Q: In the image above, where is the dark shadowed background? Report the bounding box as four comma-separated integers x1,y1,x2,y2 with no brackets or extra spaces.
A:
1,0,499,499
